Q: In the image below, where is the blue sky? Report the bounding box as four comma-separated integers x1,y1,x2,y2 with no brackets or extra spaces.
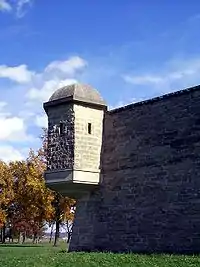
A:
0,0,200,161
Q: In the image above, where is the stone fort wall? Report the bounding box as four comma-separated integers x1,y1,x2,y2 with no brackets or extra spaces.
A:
69,85,200,253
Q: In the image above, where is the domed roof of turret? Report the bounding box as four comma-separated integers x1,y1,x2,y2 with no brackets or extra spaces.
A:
49,83,106,106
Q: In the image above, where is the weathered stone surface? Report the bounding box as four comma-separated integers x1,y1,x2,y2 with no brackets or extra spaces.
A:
46,103,104,173
49,83,106,106
46,103,75,170
74,105,104,171
69,85,200,254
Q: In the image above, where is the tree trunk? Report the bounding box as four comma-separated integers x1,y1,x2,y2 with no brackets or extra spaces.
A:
0,228,2,243
33,233,37,244
53,220,60,246
18,232,21,243
8,228,13,243
53,193,61,247
49,223,54,243
66,221,73,244
2,223,6,243
18,232,25,244
22,233,26,243
66,232,71,243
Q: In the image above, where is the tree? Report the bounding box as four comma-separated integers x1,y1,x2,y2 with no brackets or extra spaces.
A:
61,197,76,243
52,192,61,246
0,161,14,243
48,221,55,243
9,150,54,243
52,193,76,246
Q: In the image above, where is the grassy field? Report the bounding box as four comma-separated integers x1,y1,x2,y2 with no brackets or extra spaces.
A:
1,243,200,267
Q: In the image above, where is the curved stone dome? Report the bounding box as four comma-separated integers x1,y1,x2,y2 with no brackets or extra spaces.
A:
49,83,106,106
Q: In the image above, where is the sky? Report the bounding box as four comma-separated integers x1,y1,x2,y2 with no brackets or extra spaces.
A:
1,0,200,162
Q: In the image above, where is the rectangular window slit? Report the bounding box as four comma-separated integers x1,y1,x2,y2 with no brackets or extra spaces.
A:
88,123,92,134
59,122,65,135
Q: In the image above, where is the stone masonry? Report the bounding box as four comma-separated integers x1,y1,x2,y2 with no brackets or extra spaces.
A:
69,85,200,254
46,103,104,173
45,103,75,170
74,105,104,172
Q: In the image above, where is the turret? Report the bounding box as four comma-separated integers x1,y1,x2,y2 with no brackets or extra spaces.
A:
43,83,107,198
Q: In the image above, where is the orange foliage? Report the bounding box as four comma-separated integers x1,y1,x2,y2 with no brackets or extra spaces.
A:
8,149,54,237
0,161,14,226
0,127,76,242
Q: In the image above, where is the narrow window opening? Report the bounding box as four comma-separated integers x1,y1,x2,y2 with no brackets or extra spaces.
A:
88,123,92,134
59,122,65,135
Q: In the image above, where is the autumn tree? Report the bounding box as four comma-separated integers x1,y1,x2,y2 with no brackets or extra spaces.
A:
27,151,54,243
0,160,14,242
61,198,76,243
51,192,76,246
9,149,54,243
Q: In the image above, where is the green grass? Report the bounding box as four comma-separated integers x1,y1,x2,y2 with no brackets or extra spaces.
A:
1,243,200,267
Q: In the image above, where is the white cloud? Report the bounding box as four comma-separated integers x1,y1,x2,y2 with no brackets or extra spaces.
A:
0,116,33,142
45,56,87,75
0,64,33,83
0,0,12,12
0,145,25,162
0,103,34,142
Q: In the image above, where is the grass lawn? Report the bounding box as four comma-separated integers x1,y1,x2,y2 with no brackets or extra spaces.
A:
1,243,200,267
